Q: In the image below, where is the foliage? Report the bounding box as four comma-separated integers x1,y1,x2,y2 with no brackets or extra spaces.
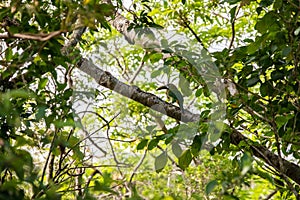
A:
0,0,300,199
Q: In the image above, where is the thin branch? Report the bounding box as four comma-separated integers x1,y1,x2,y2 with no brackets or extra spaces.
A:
270,116,300,199
61,117,109,161
48,154,55,182
228,5,241,50
113,39,129,77
0,30,65,41
83,169,102,198
270,119,284,172
128,51,147,84
228,16,235,50
129,149,147,183
178,13,206,49
41,129,58,185
263,189,278,200
106,113,126,176
287,0,300,10
90,136,136,143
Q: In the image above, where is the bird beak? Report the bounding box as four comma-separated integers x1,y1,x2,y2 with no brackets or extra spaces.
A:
157,85,168,91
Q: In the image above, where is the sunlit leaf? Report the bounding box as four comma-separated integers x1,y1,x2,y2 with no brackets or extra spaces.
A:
137,139,148,150
178,149,192,170
275,115,293,129
148,138,159,150
5,47,13,61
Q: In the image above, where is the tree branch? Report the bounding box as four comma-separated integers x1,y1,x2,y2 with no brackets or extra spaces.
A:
230,128,300,185
77,57,199,123
0,30,65,41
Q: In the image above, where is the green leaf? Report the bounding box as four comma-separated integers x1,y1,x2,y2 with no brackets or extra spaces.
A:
200,110,210,119
260,82,271,97
5,47,13,61
255,12,279,33
148,138,159,150
164,134,174,144
229,6,237,23
137,139,148,150
151,69,162,78
282,47,291,57
172,141,183,158
260,0,274,7
72,146,85,161
4,90,33,99
146,125,156,132
209,121,224,142
273,0,282,9
255,169,274,184
149,53,163,63
247,40,261,54
94,180,118,194
160,39,169,48
38,78,48,90
191,135,202,156
179,75,192,96
155,151,168,173
178,149,192,170
275,115,293,129
98,3,115,16
53,56,68,68
205,180,217,195
271,70,284,81
195,88,203,97
240,152,253,175
203,85,210,97
35,106,47,120
100,20,111,31
116,0,123,6
68,136,80,146
246,76,260,87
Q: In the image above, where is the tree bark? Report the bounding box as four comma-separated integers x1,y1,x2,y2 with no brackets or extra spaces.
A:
77,57,199,123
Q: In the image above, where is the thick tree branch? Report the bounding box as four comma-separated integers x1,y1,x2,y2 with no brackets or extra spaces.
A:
77,57,199,123
230,128,300,185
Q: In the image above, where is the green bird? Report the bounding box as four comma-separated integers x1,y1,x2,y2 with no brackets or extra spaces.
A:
157,83,184,111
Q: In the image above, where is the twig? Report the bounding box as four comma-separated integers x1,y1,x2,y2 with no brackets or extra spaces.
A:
128,51,147,84
104,111,126,176
129,149,147,183
41,129,58,185
0,30,65,41
263,189,278,200
228,5,241,50
83,169,102,198
178,13,206,50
